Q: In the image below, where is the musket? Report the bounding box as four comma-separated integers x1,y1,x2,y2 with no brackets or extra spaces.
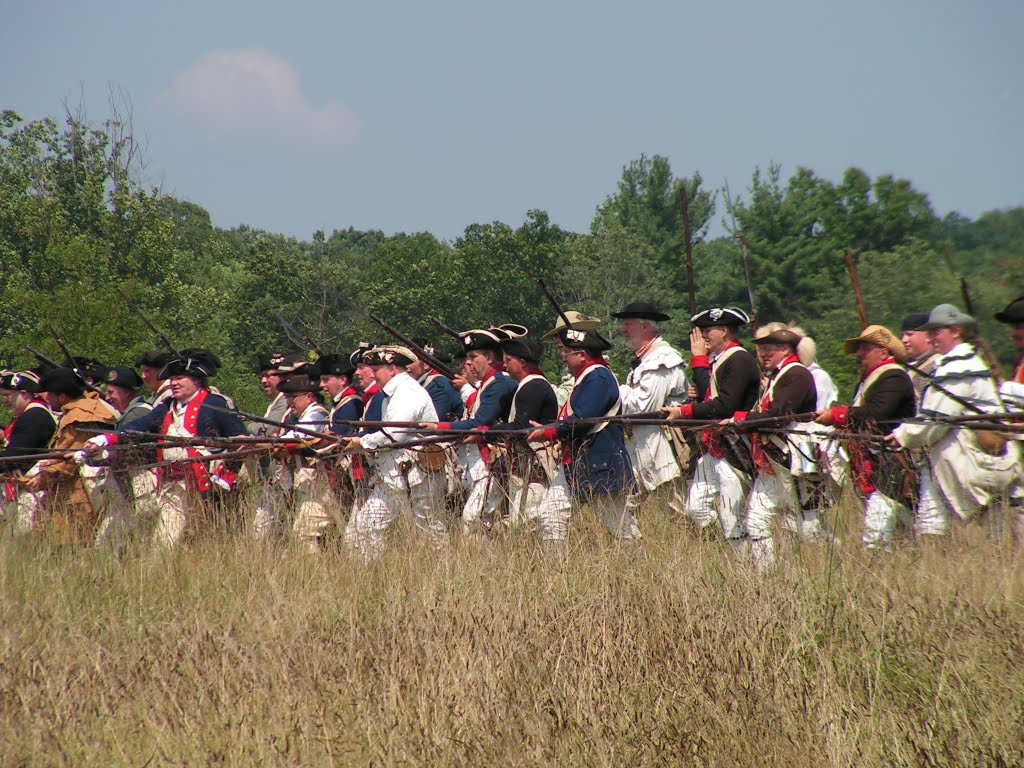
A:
681,185,696,316
738,235,759,334
0,449,75,464
843,248,869,328
114,286,181,356
274,310,326,357
212,405,348,443
366,313,459,380
132,447,273,471
429,318,462,340
958,276,1003,382
521,264,574,330
44,326,105,395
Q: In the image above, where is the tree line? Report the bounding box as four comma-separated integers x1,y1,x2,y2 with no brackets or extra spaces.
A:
2,108,1022,409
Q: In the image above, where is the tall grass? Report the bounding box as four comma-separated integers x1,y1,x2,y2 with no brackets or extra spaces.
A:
1,497,1022,766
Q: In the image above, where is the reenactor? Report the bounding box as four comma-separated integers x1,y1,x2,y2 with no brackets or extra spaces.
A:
815,326,915,548
528,327,640,548
487,337,559,527
731,327,817,570
274,373,333,550
612,301,689,517
900,313,938,402
341,346,447,561
83,350,248,549
885,304,1022,538
664,308,759,553
23,367,117,542
427,328,517,533
0,371,58,525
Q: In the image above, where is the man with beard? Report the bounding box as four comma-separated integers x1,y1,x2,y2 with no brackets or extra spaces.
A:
613,301,689,517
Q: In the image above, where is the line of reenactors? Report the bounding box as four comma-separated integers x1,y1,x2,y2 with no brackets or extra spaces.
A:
2,296,1022,566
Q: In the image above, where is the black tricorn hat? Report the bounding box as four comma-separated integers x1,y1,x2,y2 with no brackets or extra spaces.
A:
135,351,170,369
690,307,750,328
557,327,612,352
312,353,355,378
995,296,1024,324
105,367,143,391
459,328,508,353
350,342,376,367
277,374,322,394
4,370,42,394
39,366,86,397
611,302,671,321
159,349,221,380
500,337,545,364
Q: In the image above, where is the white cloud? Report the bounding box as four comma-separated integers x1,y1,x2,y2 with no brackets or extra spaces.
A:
157,48,360,153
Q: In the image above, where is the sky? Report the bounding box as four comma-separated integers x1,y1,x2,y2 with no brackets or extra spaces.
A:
3,1,1022,243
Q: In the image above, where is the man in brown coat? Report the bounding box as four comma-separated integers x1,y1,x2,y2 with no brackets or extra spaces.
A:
22,367,117,542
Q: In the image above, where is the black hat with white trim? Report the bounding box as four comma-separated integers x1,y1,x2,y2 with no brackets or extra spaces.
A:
611,302,671,321
690,307,750,328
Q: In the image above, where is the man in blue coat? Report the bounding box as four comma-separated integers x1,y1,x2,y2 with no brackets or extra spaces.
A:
528,326,640,547
83,349,248,549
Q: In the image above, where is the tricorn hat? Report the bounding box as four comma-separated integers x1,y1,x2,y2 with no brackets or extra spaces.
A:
312,353,355,378
349,342,376,367
459,328,507,353
919,303,975,330
994,296,1024,324
499,337,545,364
611,302,671,321
105,367,143,391
39,366,86,398
363,345,416,367
4,370,42,394
159,349,221,380
843,325,907,362
690,307,750,328
557,327,612,352
542,311,601,341
135,351,169,369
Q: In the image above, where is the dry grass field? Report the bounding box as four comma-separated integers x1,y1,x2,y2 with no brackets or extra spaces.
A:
2,496,1023,767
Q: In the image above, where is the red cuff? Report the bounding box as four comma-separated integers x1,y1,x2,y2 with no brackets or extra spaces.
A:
106,433,119,447
690,355,710,369
474,425,489,432
679,404,694,419
830,406,849,428
437,422,451,430
543,427,558,442
732,411,748,422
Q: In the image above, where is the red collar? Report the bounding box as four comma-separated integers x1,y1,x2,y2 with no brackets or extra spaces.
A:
573,359,605,380
773,354,801,373
479,368,497,385
860,358,894,380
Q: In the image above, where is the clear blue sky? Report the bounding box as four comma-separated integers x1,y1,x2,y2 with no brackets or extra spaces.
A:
3,0,1022,242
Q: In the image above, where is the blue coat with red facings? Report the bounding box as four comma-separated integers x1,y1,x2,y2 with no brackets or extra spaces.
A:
554,365,634,501
119,393,248,440
446,371,516,429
